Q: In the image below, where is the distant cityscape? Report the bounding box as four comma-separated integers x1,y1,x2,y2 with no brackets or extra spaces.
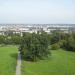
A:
0,24,75,35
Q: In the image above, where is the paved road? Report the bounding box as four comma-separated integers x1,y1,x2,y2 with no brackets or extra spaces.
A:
15,51,21,75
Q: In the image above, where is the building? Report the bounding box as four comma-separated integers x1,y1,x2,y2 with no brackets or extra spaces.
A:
0,24,75,35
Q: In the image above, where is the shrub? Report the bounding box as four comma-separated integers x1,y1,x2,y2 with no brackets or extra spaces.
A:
58,40,65,48
51,43,60,50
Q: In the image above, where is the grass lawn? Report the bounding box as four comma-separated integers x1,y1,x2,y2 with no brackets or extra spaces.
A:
21,49,75,75
0,45,18,75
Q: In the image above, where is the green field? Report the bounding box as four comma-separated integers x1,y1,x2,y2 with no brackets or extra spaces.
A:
21,49,75,75
0,45,18,75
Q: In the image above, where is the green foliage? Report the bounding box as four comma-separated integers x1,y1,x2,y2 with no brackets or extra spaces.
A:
4,36,13,44
0,35,5,44
63,35,75,51
51,30,75,52
58,40,65,48
50,30,61,44
20,32,50,61
51,43,60,50
0,34,21,45
11,35,21,44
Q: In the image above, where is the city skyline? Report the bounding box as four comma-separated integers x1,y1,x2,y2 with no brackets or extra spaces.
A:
0,0,75,24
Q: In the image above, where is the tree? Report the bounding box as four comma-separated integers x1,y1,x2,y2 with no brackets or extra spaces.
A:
20,32,50,61
63,33,75,51
11,35,21,44
50,29,75,52
0,35,5,44
50,30,61,44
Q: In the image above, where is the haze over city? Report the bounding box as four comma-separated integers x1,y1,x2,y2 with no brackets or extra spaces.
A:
0,0,75,24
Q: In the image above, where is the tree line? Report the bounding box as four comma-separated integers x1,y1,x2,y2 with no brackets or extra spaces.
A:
0,33,21,45
50,30,75,51
0,30,75,61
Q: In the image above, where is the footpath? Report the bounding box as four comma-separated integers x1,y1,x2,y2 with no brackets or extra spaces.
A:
15,51,21,75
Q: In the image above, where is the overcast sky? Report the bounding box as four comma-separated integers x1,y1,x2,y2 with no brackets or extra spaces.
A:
0,0,75,24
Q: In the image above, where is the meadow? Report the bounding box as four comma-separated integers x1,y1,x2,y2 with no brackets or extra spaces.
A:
0,45,75,75
21,49,75,75
0,45,18,75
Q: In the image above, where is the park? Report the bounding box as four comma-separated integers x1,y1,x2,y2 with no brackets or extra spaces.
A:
0,30,75,75
0,45,75,75
0,0,75,75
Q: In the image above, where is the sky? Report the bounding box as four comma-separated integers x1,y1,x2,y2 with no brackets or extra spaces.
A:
0,0,75,24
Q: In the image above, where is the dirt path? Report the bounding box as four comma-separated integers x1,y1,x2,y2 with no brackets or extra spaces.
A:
15,51,21,75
